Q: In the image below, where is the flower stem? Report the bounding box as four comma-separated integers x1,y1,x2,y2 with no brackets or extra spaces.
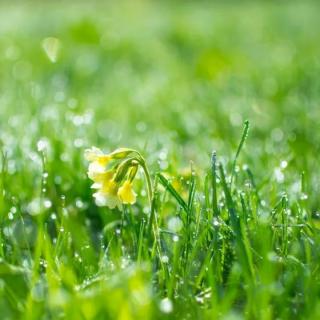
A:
142,163,153,207
137,156,153,208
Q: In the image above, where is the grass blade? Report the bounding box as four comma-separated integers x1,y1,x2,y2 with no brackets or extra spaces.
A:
231,120,250,186
157,173,189,214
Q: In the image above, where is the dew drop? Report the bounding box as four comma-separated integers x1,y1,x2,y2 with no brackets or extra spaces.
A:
173,235,179,242
44,199,52,209
159,298,173,314
161,255,169,263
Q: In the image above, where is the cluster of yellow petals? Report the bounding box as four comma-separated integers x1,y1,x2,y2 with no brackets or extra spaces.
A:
85,147,137,209
118,180,136,204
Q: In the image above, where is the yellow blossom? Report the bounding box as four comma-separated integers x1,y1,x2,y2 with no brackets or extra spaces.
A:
117,180,137,205
94,180,121,209
90,171,113,189
85,147,111,167
85,146,150,209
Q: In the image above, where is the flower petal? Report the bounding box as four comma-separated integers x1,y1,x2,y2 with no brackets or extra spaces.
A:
118,181,136,204
84,147,104,161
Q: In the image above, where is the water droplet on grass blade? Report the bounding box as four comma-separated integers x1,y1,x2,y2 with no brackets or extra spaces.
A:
161,255,169,263
159,298,173,314
75,199,85,208
37,139,48,152
10,207,17,214
44,199,52,208
168,217,183,232
50,213,57,220
213,218,220,227
299,193,308,201
173,235,179,242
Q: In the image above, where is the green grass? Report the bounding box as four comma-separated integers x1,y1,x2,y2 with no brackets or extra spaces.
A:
0,1,320,319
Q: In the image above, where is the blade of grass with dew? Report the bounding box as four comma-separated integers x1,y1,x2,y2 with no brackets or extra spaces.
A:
218,162,255,280
230,120,250,187
157,173,189,215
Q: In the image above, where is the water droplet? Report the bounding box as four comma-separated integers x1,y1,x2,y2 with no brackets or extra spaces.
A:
159,298,173,314
173,235,179,242
242,164,249,170
39,259,47,268
161,255,169,263
300,193,308,201
195,296,204,304
10,207,17,214
44,199,52,209
168,217,183,233
75,199,84,209
37,139,48,152
213,218,220,227
50,213,57,220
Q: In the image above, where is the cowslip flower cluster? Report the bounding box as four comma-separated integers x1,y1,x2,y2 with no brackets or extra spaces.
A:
84,147,148,209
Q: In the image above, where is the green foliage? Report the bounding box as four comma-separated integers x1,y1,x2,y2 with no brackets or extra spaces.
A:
0,1,320,319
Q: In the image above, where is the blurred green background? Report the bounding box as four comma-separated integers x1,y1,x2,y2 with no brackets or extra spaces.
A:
1,1,319,205
0,1,320,319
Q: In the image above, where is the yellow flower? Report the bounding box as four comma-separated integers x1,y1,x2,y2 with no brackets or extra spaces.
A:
117,180,137,205
90,171,113,189
85,147,111,167
94,180,121,209
85,146,143,209
85,147,113,188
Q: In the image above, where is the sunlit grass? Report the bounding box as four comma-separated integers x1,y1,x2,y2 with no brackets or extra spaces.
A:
0,1,320,319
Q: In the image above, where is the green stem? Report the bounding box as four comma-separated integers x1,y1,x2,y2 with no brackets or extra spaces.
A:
137,156,153,208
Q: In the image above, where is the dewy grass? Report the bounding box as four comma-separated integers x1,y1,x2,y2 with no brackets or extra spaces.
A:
1,121,315,319
0,1,320,319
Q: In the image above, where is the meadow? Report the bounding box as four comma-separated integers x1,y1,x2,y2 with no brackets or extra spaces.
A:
0,1,320,319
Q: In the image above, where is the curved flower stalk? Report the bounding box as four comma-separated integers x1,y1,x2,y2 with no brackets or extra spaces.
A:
84,147,152,210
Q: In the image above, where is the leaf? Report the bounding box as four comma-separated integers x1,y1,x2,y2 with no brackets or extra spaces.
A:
157,173,189,214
